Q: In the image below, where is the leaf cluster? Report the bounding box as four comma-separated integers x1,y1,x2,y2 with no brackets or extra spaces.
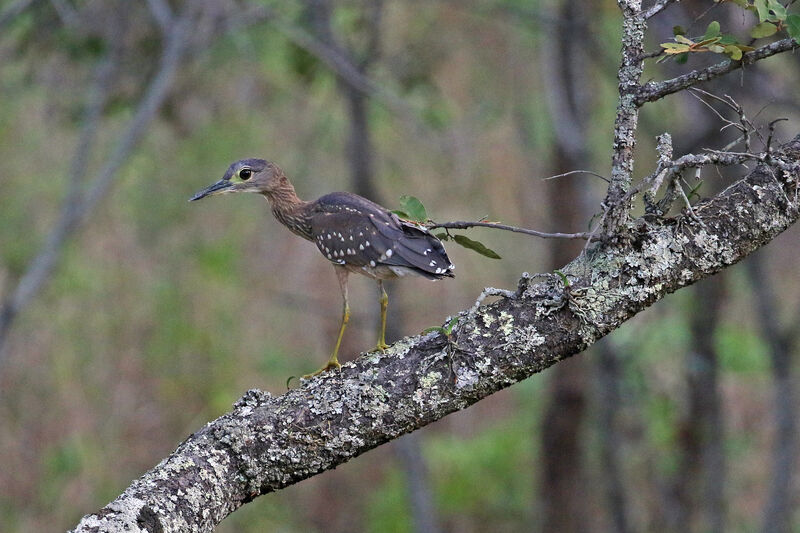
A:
660,1,800,64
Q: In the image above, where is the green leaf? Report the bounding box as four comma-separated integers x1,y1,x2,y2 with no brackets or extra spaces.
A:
696,37,722,47
554,269,570,287
661,43,691,54
707,44,725,53
675,34,695,45
786,14,800,42
434,232,450,241
750,21,778,37
754,0,770,21
398,195,428,223
391,209,411,219
767,0,787,20
452,235,502,259
704,21,721,40
724,44,743,60
673,25,686,36
675,52,689,64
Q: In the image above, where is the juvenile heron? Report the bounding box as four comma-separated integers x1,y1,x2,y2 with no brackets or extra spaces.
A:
190,159,454,377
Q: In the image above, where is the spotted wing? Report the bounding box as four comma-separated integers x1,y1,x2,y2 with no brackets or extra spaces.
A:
311,192,454,279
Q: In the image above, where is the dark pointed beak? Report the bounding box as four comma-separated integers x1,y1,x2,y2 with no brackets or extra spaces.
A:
189,179,232,202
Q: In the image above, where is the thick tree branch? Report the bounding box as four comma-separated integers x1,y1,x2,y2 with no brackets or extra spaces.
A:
71,136,800,533
636,38,800,105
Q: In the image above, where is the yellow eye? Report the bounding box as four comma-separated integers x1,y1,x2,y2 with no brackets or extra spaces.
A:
240,168,252,180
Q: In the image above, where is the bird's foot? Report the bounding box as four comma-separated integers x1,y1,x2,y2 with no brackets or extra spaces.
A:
374,341,390,352
302,359,342,380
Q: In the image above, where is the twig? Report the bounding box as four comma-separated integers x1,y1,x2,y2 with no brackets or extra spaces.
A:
643,0,680,19
542,170,610,183
637,38,800,105
426,221,591,240
468,287,516,316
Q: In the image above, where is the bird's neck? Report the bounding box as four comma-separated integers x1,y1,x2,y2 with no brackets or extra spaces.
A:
263,177,313,240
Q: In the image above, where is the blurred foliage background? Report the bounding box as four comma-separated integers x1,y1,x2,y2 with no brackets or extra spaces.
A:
1,0,800,531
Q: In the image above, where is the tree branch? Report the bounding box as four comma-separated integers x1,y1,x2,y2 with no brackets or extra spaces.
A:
643,0,680,20
71,136,800,533
601,0,647,230
426,221,592,240
636,38,800,105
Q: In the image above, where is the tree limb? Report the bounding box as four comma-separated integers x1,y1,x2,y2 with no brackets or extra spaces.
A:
601,0,646,230
71,136,800,533
636,38,800,106
643,0,680,20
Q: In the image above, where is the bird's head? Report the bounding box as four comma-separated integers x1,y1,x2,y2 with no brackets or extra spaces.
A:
189,158,282,201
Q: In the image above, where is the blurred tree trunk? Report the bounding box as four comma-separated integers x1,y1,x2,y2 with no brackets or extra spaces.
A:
746,251,798,533
595,339,631,533
308,2,441,532
537,1,599,531
670,275,726,533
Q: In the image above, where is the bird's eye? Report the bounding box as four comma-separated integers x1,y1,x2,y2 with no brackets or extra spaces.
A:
240,169,252,180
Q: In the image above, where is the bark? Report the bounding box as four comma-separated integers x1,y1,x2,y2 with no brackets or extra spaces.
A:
71,137,800,533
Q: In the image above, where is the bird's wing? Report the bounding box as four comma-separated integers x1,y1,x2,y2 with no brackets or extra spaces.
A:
309,210,385,267
311,192,454,277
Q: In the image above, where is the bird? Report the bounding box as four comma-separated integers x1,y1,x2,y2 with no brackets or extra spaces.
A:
190,158,454,377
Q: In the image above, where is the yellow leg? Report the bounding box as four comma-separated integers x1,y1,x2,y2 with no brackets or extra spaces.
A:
376,280,389,351
303,267,349,378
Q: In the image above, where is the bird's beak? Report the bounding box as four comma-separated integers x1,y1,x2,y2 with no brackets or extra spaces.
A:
189,179,233,202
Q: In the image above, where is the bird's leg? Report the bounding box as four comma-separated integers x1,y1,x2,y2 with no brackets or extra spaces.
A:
303,267,348,378
376,280,390,351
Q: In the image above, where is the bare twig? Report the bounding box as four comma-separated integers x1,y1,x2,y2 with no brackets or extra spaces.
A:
542,169,610,183
643,0,680,19
637,38,800,105
427,221,592,240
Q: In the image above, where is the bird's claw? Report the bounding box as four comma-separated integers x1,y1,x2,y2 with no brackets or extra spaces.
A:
374,342,390,352
302,359,342,380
